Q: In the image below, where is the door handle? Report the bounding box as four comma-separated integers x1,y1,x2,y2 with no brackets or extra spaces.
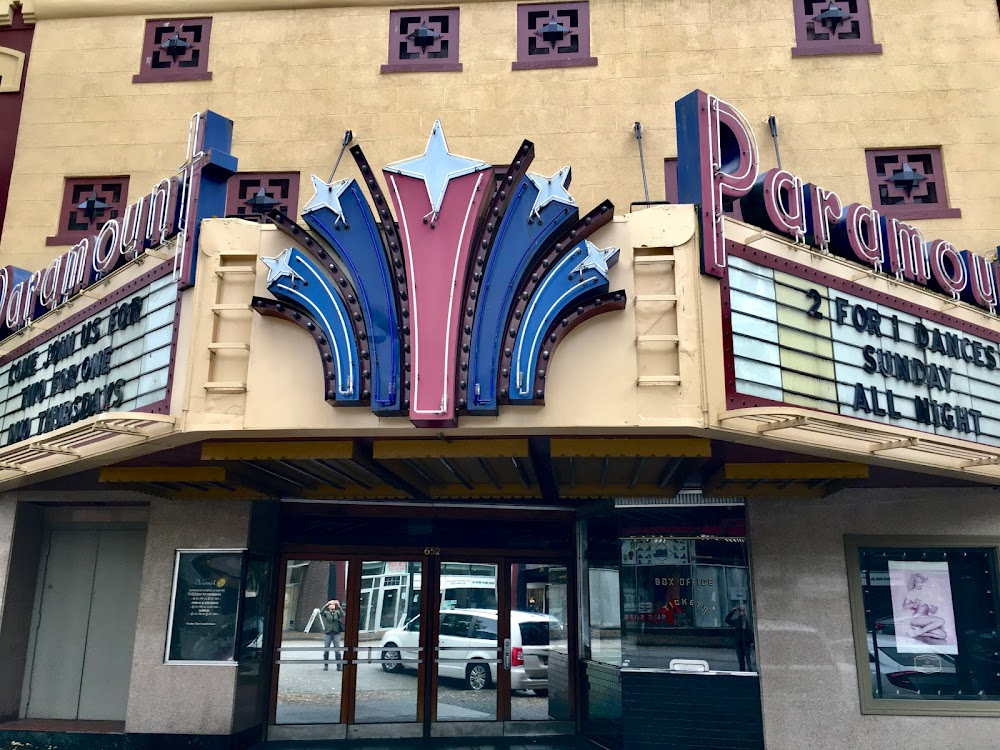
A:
503,638,511,670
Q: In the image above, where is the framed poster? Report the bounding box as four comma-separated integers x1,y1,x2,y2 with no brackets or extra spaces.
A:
165,549,246,664
887,560,958,655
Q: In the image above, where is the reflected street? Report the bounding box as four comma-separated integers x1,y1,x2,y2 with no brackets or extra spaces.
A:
275,641,550,724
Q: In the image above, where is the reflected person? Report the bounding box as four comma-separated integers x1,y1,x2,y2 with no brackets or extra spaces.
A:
725,603,754,672
320,599,345,671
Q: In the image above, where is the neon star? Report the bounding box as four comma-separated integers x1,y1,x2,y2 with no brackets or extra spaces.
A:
384,119,490,218
570,241,619,280
303,175,353,226
261,248,305,285
526,167,575,222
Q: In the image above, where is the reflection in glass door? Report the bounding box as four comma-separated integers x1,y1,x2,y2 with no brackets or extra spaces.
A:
274,558,350,725
509,562,570,722
272,552,574,735
355,560,423,724
434,562,500,723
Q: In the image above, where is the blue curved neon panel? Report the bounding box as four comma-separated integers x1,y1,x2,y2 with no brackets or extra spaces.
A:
265,247,362,404
507,241,619,403
303,178,401,413
467,177,577,414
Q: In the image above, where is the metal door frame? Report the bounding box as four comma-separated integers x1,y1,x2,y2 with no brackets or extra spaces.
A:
268,543,576,739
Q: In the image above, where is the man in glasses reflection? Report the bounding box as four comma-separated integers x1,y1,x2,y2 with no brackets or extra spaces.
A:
320,599,345,671
725,602,754,672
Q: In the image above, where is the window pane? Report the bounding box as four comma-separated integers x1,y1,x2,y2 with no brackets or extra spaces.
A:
859,546,1000,702
274,559,348,725
617,505,754,673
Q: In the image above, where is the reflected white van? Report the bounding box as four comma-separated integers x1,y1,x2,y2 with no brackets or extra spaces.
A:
379,608,562,693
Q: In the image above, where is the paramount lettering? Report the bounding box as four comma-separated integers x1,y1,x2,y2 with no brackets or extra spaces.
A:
0,177,180,339
677,90,1000,313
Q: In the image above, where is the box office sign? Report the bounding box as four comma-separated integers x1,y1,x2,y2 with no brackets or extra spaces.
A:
166,549,245,664
726,252,1000,448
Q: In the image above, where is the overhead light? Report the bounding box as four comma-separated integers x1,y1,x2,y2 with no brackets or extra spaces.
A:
244,187,280,214
814,1,851,32
537,18,570,43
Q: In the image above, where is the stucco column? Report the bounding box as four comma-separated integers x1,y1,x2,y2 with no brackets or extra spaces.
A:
125,498,251,735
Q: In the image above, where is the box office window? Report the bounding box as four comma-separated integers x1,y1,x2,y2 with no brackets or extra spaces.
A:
584,504,755,673
848,537,1000,714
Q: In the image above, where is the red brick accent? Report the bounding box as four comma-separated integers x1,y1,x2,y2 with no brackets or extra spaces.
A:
0,8,34,244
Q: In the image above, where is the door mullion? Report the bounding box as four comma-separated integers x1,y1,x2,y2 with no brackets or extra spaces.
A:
497,557,512,722
422,554,440,733
343,555,363,726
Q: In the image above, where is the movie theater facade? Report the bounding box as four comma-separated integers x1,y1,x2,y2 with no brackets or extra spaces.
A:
2,86,1000,750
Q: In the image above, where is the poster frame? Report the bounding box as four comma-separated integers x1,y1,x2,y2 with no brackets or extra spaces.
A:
164,547,247,666
845,535,1000,717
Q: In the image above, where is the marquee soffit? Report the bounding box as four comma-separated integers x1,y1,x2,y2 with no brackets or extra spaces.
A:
719,407,1000,484
88,437,869,502
0,412,176,481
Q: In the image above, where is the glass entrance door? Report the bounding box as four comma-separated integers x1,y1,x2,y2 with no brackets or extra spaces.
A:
271,551,573,738
432,560,502,728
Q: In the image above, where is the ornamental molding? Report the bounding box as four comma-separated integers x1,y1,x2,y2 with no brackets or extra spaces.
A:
29,0,491,20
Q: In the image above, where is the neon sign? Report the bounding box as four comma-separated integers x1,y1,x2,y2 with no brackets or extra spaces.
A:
253,120,625,428
0,110,237,343
675,90,997,313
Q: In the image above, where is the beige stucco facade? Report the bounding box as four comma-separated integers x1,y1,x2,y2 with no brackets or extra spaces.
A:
0,2,999,746
1,0,997,272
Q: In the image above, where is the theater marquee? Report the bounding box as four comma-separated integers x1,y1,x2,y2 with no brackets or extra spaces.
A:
724,250,1000,448
677,89,1000,449
0,269,178,445
0,110,237,449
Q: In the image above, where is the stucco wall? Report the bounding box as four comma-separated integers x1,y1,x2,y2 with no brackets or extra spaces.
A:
3,0,997,272
125,497,251,735
748,488,1000,750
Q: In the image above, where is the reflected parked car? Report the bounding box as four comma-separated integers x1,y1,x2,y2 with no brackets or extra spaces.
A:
379,608,562,693
868,619,957,698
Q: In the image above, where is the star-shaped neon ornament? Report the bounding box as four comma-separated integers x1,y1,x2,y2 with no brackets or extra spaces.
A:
570,241,619,280
384,120,490,220
303,175,353,227
261,248,305,286
526,167,575,222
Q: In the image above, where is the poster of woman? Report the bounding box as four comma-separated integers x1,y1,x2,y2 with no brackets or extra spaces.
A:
887,560,958,655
